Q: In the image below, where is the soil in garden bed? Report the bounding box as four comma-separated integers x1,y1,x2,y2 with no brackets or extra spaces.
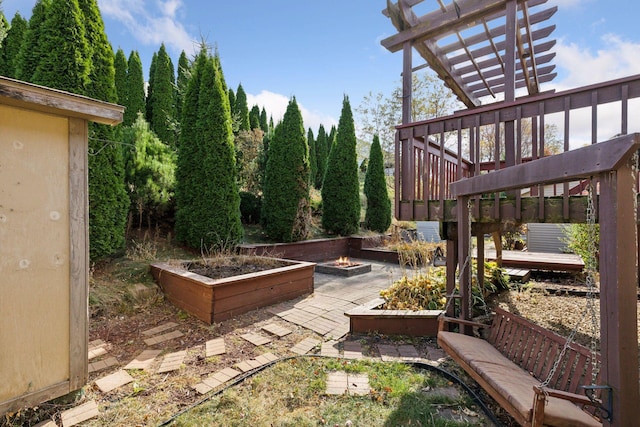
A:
183,257,290,280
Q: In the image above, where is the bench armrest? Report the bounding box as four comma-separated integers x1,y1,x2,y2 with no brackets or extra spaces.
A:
532,385,601,427
437,315,490,332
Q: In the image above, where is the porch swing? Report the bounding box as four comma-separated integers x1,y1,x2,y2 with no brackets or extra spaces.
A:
435,135,640,426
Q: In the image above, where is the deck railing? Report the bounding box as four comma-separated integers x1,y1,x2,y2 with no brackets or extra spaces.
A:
395,74,640,222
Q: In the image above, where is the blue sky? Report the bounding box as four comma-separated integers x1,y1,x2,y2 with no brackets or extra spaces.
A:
3,0,640,137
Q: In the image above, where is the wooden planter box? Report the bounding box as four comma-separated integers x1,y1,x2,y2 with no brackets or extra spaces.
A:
150,258,315,323
346,298,442,337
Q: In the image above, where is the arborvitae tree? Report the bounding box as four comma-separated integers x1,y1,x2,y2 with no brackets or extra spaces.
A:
123,113,176,229
249,104,260,130
364,134,391,233
124,51,145,126
259,107,268,132
307,128,317,188
175,48,242,250
235,83,250,132
31,0,90,94
176,50,189,124
322,96,360,235
148,43,176,147
15,0,49,81
228,87,236,117
328,125,337,152
315,124,328,188
79,0,129,259
113,48,127,104
262,98,310,242
146,51,157,122
0,10,6,49
0,12,27,77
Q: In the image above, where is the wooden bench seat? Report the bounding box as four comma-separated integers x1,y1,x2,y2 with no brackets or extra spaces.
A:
438,308,603,427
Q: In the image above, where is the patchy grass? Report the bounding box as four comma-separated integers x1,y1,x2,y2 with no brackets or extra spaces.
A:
171,358,486,427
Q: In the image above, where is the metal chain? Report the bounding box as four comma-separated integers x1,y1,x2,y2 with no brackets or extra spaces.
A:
542,181,599,387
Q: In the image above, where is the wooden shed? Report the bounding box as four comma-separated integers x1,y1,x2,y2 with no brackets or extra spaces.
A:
0,76,123,415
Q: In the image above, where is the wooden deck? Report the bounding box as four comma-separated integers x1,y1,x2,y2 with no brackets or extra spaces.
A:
477,250,584,272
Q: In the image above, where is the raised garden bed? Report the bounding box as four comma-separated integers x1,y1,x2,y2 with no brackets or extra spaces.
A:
345,298,443,337
150,258,315,324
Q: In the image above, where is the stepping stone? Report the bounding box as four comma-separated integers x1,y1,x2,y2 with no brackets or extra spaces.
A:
124,349,162,370
377,344,401,362
262,323,292,337
144,330,183,346
95,370,134,393
343,341,363,360
290,337,321,355
88,339,107,360
34,421,57,427
142,321,179,336
398,344,421,361
194,367,242,394
60,400,100,427
235,353,279,372
241,332,272,346
88,356,118,374
325,323,350,339
303,317,341,335
157,350,187,373
325,372,370,396
205,338,226,357
321,340,341,357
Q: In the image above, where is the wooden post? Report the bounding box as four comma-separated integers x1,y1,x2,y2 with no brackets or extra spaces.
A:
457,196,472,329
402,41,412,125
503,0,517,168
476,232,485,297
446,238,458,318
598,157,640,425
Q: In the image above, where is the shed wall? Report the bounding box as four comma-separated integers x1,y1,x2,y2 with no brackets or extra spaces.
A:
526,223,569,254
0,105,71,402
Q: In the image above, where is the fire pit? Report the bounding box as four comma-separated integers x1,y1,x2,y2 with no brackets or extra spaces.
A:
315,257,372,277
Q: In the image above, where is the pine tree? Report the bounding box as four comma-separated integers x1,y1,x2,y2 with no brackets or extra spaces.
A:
249,104,260,130
15,0,50,81
176,50,189,124
125,50,145,126
364,134,392,233
307,127,317,188
235,83,250,132
322,96,360,236
79,0,129,260
315,124,328,188
31,0,90,94
113,48,127,104
146,51,157,122
175,47,242,250
148,43,176,147
0,12,27,77
262,98,310,242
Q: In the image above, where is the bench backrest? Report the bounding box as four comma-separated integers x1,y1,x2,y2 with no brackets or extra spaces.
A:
487,307,601,395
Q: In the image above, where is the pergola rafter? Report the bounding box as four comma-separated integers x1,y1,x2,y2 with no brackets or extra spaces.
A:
382,0,557,108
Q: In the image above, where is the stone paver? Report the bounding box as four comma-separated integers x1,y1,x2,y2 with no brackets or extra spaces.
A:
262,323,292,337
88,340,107,360
88,356,118,373
34,421,57,427
205,338,226,357
124,349,162,370
290,337,320,355
234,353,279,373
303,317,341,335
195,367,242,394
241,332,272,346
321,340,341,357
144,330,183,346
377,344,401,362
398,344,421,361
281,309,318,325
325,323,350,339
157,350,187,373
325,371,370,396
95,370,134,393
342,341,363,360
142,321,179,336
60,400,100,427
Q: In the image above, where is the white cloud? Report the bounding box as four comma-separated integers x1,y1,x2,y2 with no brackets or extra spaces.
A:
246,90,338,132
98,0,196,55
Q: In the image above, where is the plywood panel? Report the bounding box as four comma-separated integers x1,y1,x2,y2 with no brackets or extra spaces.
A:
0,105,70,402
